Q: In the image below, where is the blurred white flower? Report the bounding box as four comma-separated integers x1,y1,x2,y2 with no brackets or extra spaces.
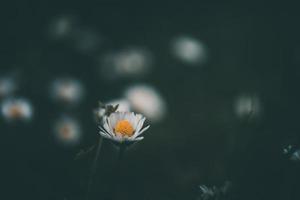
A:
124,85,166,122
172,36,207,65
99,112,150,143
234,94,261,120
48,14,78,40
48,15,102,54
198,181,232,200
54,116,81,145
199,185,215,199
0,77,17,98
101,48,152,79
50,78,84,105
290,150,300,161
283,144,294,155
72,29,101,53
1,98,33,121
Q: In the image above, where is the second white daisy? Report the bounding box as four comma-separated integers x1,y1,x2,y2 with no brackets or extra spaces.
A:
1,98,33,121
99,112,150,143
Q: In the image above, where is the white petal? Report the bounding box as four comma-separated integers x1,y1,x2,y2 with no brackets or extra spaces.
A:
133,113,143,128
104,121,115,137
107,117,117,135
125,112,134,123
130,136,144,141
135,125,150,137
114,134,124,142
108,113,119,128
99,126,112,137
136,117,146,132
99,131,113,139
133,117,146,137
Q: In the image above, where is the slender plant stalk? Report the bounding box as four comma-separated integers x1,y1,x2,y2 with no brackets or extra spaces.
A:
109,144,127,200
116,145,126,166
85,136,103,200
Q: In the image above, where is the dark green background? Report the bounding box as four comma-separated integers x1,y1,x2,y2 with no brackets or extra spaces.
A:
0,2,299,200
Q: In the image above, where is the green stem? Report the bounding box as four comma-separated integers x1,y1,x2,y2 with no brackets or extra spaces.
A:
109,144,127,200
85,136,103,200
116,145,126,166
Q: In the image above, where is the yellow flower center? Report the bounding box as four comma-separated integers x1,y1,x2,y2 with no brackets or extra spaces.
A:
60,125,72,139
114,120,134,137
9,105,23,118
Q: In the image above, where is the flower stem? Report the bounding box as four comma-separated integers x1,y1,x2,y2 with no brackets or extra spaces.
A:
116,145,126,166
109,144,127,200
85,136,103,200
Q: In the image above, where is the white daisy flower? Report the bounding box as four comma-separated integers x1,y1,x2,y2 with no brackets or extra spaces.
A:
124,84,166,123
100,47,152,80
234,94,261,120
54,116,81,145
99,112,150,143
0,77,17,98
50,78,84,105
172,36,207,65
72,28,101,53
290,150,300,161
1,98,33,121
48,14,78,40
